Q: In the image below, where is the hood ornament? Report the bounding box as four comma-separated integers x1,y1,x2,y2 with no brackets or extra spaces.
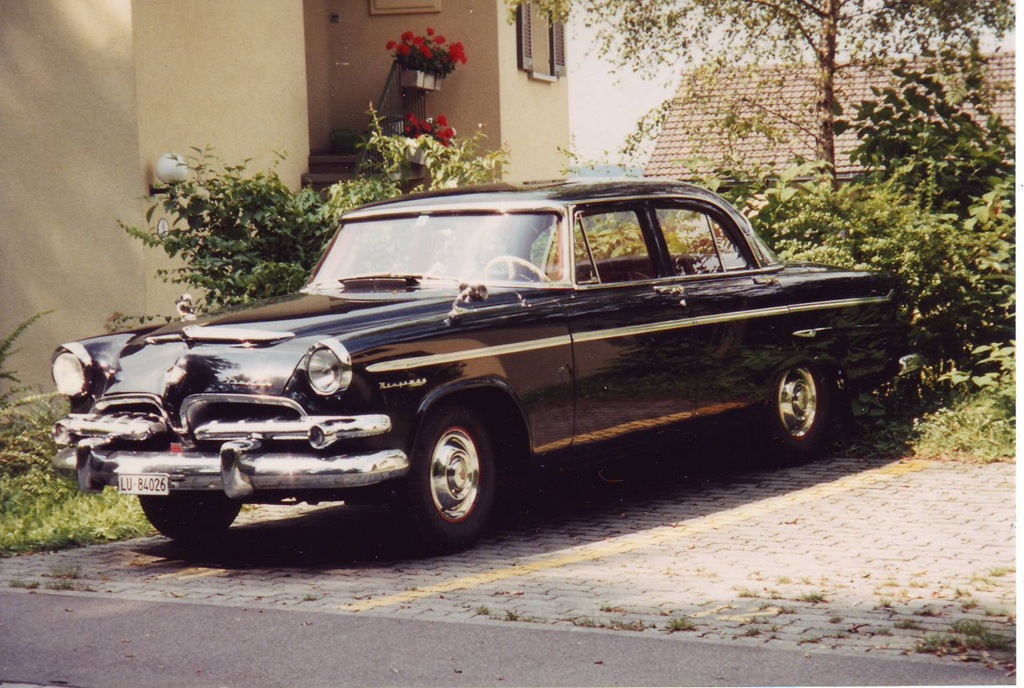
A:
446,283,489,324
176,293,197,321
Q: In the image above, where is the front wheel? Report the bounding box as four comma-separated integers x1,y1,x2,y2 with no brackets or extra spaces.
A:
139,492,242,543
396,405,497,554
764,366,833,462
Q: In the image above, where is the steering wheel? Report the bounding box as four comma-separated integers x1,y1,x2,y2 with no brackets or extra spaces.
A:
483,255,549,282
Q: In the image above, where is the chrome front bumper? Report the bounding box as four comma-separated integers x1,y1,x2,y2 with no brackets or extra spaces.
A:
54,441,409,499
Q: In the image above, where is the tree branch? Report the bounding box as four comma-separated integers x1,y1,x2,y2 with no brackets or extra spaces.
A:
736,0,822,50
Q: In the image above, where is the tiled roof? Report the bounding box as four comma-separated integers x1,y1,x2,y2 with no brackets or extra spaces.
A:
646,53,1015,179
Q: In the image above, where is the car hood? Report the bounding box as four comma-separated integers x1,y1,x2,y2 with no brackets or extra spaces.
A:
99,291,456,402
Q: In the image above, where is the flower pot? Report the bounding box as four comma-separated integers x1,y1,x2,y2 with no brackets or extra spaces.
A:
401,69,442,92
405,145,429,165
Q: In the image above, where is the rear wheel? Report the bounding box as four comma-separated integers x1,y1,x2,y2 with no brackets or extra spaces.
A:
764,366,833,462
396,405,497,553
139,492,241,542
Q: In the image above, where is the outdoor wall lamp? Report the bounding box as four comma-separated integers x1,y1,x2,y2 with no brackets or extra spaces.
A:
150,152,188,195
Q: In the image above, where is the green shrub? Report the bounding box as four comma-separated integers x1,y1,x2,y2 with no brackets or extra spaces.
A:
123,151,335,310
0,394,152,555
847,52,1014,215
0,312,49,408
126,122,509,313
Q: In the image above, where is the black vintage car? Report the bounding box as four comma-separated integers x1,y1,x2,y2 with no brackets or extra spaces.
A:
51,180,916,551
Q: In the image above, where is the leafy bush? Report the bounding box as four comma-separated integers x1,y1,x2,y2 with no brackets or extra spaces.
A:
847,52,1014,214
127,122,508,313
123,150,335,310
0,395,152,555
700,56,1015,460
739,173,1011,372
0,312,49,408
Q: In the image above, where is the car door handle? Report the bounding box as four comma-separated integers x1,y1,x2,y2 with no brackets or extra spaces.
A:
653,284,688,307
752,275,780,286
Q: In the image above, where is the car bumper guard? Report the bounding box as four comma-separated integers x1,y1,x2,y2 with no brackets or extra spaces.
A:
54,441,409,499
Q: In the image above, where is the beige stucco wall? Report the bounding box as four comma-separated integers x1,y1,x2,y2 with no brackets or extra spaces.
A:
303,0,567,178
0,0,311,393
0,0,147,393
496,11,570,182
133,0,311,316
303,0,503,154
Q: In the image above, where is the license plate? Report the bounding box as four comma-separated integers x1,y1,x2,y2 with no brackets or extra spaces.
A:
117,473,170,495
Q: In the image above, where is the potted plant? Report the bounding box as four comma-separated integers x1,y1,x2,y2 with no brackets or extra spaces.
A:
387,28,467,91
404,113,456,163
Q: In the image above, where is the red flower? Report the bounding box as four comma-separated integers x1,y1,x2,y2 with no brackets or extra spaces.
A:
386,40,397,50
449,42,467,64
412,35,424,46
421,45,433,59
435,35,446,45
401,31,414,42
427,27,435,35
396,43,410,56
437,114,448,127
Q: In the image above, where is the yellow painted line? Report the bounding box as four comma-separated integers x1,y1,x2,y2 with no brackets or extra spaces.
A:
153,566,226,581
342,459,930,613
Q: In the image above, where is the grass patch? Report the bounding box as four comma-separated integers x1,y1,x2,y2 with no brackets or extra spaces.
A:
799,591,827,604
665,617,697,633
0,396,153,556
9,579,39,589
912,392,1015,463
44,580,94,592
916,620,1012,654
474,606,490,617
894,618,923,630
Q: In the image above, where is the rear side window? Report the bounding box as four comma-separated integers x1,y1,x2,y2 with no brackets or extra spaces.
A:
655,207,750,275
574,209,656,284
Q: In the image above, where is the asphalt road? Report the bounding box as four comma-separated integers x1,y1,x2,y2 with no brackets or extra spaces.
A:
0,592,1013,687
1,445,1014,686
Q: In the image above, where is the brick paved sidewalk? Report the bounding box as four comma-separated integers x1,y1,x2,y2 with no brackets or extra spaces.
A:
0,456,1015,670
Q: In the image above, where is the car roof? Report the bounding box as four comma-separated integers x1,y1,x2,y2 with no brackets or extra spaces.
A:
341,178,722,219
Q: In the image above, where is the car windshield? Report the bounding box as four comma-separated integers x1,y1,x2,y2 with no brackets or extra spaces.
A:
309,212,567,289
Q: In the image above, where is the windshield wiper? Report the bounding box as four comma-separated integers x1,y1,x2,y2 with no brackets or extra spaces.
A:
336,274,460,289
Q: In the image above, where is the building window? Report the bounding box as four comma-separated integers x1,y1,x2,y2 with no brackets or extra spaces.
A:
516,3,566,79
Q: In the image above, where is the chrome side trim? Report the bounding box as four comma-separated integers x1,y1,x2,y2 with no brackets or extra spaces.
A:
786,292,893,314
691,306,791,327
182,325,295,344
573,317,696,343
793,327,833,338
364,293,894,373
366,334,573,373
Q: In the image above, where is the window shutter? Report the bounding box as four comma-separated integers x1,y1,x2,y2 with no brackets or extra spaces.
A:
549,20,566,77
516,4,533,72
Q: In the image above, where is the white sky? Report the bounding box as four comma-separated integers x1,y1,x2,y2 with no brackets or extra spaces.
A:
566,15,679,169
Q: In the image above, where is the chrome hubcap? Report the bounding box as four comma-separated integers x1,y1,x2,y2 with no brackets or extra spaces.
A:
778,368,818,438
429,428,480,522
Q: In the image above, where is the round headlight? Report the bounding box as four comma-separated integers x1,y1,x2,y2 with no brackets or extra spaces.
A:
52,349,88,397
306,341,352,396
